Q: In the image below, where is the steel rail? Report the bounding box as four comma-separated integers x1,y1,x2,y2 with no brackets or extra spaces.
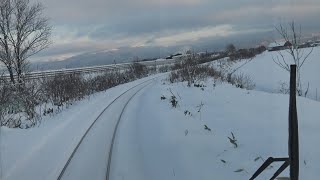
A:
56,78,155,180
105,80,154,180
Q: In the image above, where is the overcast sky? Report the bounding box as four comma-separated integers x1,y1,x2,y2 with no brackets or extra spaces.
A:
31,0,320,61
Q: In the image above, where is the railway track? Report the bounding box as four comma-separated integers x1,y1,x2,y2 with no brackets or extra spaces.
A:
56,77,156,180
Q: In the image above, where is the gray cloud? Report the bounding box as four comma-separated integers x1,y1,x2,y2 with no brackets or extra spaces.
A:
29,0,320,61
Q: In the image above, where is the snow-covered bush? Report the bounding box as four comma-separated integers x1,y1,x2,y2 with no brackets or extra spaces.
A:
169,57,219,86
1,63,156,129
228,73,255,90
128,62,148,79
170,95,178,108
17,82,45,126
168,55,256,91
171,61,183,71
229,46,266,61
1,79,45,128
278,81,290,94
0,77,13,126
1,65,153,128
44,74,89,107
148,63,157,74
158,65,171,73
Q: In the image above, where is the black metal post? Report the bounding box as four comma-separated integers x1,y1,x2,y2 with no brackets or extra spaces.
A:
250,65,300,180
289,64,299,180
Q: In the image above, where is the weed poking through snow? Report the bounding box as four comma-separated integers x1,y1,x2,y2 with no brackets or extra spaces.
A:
228,132,238,148
167,89,179,108
196,102,204,113
254,156,261,162
204,125,211,131
184,110,192,116
234,168,249,174
196,102,205,120
185,130,189,136
170,95,178,108
194,83,206,88
234,169,244,173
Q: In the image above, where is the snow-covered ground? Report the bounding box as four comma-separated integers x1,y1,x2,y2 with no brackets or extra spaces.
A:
0,75,161,180
227,46,320,101
110,79,320,180
1,48,320,180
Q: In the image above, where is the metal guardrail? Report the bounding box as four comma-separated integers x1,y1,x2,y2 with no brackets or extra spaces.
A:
1,59,177,81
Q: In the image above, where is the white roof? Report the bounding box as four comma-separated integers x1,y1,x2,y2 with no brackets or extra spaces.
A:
268,41,288,48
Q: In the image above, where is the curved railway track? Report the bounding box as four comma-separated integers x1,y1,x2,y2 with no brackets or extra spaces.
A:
56,77,156,180
105,80,152,180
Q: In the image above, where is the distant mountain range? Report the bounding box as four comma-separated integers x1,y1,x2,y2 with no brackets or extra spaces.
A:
1,28,318,73
27,30,280,71
29,46,180,71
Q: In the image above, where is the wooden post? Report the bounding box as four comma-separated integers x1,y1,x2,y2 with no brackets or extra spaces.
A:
289,64,299,180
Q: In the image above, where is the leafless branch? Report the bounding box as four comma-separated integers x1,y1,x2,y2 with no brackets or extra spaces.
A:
273,21,313,95
0,0,51,83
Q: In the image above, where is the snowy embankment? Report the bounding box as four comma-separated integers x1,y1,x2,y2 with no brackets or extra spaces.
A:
0,75,161,180
111,78,320,180
229,46,320,101
1,49,320,180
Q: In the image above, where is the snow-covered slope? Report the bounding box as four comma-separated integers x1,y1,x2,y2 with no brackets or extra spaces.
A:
110,79,320,180
1,50,320,179
231,46,320,100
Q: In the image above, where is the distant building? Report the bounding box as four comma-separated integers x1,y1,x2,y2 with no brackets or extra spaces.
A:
311,41,320,47
166,53,183,60
165,55,173,60
267,41,292,51
312,43,320,47
210,53,220,58
298,42,311,49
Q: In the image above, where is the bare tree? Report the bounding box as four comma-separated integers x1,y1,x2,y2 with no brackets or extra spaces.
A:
273,21,313,96
0,0,15,83
0,0,51,83
226,43,236,54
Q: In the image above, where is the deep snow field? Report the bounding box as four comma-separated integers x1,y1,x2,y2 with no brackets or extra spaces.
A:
117,79,320,180
1,47,320,180
227,46,320,101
